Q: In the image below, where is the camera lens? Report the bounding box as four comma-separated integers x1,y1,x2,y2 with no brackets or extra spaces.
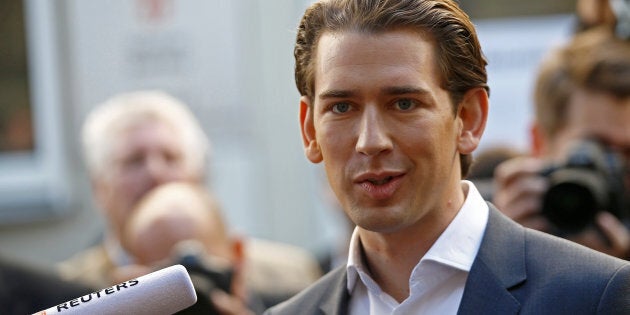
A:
542,182,599,233
540,139,629,234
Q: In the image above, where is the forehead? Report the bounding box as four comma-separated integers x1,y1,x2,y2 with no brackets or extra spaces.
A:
547,88,629,160
567,89,630,140
313,29,440,95
111,119,182,154
117,117,177,140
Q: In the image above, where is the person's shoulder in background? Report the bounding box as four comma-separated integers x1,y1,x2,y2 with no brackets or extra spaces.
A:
0,256,93,315
244,237,323,307
57,243,114,289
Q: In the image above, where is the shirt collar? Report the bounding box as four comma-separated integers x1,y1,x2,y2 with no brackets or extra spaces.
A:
346,224,365,292
419,180,488,272
346,180,489,291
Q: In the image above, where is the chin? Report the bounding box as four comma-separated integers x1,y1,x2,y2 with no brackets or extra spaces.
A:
352,213,410,234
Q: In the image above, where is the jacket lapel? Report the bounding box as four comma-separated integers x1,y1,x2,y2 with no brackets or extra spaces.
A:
318,267,351,315
316,205,527,314
458,204,526,315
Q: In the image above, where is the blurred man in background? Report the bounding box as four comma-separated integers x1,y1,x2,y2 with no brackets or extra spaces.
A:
493,27,630,259
59,90,209,286
58,90,321,310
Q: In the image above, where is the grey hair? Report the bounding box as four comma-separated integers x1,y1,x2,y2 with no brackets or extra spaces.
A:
81,90,210,178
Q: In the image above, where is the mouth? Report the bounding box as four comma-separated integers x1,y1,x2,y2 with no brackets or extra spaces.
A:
366,176,396,186
355,171,404,184
355,171,405,200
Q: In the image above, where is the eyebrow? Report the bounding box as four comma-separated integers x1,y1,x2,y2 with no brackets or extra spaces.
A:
318,89,357,100
318,85,431,100
382,86,431,96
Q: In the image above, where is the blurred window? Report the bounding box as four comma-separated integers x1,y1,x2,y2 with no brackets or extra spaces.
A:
0,0,71,223
0,0,34,153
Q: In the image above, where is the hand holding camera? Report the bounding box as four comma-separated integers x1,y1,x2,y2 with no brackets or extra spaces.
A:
494,138,630,258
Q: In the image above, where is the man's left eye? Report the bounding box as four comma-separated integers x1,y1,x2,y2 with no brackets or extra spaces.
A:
395,99,416,110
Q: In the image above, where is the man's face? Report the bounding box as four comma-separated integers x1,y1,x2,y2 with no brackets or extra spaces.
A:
94,120,200,239
301,29,471,234
551,89,630,190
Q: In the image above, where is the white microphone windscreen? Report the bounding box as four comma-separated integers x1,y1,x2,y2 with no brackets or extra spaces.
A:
33,264,197,315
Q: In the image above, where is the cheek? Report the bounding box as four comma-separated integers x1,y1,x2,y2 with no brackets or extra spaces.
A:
319,135,350,183
320,137,355,188
116,174,145,197
396,122,436,154
318,122,355,154
109,176,148,215
173,165,196,181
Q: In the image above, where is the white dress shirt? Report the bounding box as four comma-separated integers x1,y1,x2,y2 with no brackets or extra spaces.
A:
346,180,489,315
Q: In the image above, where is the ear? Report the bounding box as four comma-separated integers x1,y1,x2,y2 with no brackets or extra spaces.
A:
300,96,323,163
530,122,545,157
457,88,488,155
230,235,245,267
228,235,248,299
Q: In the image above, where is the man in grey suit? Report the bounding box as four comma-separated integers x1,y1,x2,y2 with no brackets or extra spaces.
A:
266,0,630,314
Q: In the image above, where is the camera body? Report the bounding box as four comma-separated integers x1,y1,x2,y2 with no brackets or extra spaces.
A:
169,241,234,315
541,138,629,234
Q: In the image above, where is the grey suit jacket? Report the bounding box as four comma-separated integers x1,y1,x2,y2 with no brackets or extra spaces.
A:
265,205,630,314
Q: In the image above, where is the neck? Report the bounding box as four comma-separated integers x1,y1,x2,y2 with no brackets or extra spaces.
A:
357,188,465,302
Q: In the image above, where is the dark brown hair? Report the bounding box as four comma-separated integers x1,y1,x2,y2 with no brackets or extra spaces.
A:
534,27,630,139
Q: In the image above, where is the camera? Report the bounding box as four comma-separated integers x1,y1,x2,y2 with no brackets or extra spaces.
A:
541,138,629,234
168,241,234,315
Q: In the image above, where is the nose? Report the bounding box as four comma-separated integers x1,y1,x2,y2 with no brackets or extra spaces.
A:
355,106,393,156
146,154,175,185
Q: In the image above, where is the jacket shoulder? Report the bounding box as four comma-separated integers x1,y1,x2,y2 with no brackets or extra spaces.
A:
57,244,113,289
480,204,630,313
264,266,348,315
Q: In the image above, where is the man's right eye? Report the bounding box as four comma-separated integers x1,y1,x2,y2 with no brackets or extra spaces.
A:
332,102,351,113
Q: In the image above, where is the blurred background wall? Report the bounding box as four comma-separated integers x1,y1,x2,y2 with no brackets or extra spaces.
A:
0,0,576,268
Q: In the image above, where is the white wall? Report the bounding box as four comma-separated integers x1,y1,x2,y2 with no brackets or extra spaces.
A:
476,15,574,151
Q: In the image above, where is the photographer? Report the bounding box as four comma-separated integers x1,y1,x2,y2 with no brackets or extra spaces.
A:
493,27,630,259
116,182,261,314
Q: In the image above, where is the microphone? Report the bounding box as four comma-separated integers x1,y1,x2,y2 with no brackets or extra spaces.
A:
33,264,197,315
